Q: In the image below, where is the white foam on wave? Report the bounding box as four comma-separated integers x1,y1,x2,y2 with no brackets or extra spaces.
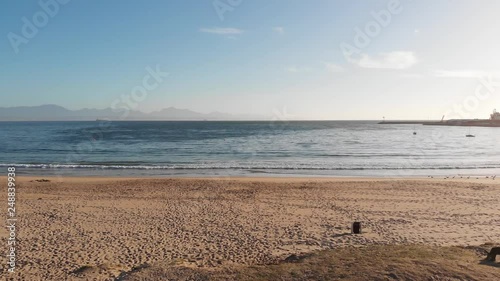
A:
1,163,500,171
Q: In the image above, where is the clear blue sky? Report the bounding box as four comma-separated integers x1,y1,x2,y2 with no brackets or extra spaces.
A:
1,0,499,119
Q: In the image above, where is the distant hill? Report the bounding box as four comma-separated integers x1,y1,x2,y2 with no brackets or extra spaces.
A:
0,105,265,121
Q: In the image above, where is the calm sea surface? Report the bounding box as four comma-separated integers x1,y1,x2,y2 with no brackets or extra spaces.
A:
1,121,499,177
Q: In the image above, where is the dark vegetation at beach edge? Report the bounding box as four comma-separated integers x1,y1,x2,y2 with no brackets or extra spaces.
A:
90,244,499,280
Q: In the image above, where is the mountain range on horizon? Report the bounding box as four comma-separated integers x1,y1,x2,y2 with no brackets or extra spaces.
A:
0,105,267,121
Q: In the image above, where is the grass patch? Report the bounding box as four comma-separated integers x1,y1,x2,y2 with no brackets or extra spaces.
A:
120,245,500,281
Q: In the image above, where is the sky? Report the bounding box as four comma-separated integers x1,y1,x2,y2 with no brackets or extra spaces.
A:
1,0,500,120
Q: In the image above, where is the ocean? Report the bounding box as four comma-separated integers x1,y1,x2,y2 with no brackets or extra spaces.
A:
1,121,499,177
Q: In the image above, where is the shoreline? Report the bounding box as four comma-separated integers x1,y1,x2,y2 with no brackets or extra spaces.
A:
6,166,500,180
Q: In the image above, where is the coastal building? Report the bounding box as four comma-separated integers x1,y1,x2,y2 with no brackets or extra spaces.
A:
491,109,500,120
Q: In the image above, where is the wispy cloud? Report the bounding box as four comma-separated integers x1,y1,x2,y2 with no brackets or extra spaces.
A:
284,66,312,73
199,27,244,35
350,51,417,69
432,69,500,78
273,26,284,34
323,62,344,72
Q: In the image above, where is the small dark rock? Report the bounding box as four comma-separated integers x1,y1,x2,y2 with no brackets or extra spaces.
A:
388,273,399,279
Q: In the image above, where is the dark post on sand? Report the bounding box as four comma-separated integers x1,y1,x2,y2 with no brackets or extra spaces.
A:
352,222,362,234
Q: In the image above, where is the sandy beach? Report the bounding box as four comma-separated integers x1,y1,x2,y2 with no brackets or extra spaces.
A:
1,176,499,280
